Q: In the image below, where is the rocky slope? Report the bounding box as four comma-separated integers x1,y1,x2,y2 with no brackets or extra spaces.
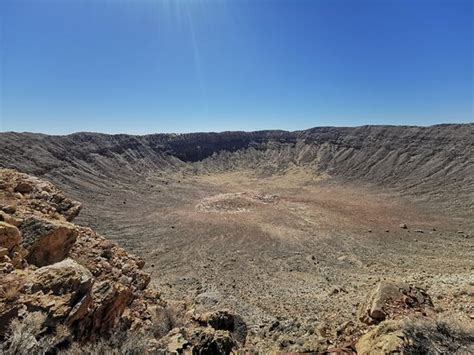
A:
0,169,248,354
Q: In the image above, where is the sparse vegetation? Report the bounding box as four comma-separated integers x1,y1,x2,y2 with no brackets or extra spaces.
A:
150,303,186,339
60,330,148,355
1,312,71,355
0,283,21,302
0,312,151,355
403,317,474,354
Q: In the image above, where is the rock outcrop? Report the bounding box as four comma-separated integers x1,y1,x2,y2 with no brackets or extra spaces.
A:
23,258,94,327
0,169,247,353
358,281,434,325
20,217,78,267
0,222,21,253
354,281,474,354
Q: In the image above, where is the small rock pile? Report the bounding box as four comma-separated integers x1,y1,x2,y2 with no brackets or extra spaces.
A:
196,191,279,213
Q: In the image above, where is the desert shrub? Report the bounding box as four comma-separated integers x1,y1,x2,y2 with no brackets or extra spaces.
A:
150,307,176,339
1,312,46,354
402,317,474,354
150,303,186,339
60,330,148,355
0,282,22,302
1,311,152,354
1,312,70,355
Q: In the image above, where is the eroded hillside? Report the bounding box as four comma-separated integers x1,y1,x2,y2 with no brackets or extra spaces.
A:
1,125,472,207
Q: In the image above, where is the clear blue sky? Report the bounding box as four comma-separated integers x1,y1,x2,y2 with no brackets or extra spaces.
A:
0,0,472,134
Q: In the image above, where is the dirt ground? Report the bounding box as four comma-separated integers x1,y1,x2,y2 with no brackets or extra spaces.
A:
69,168,473,349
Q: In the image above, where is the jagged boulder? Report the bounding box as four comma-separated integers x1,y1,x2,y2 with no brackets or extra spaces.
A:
19,217,77,267
359,281,434,325
0,211,23,227
0,222,21,252
197,310,248,344
81,280,133,339
25,258,94,325
1,204,16,214
190,328,236,354
0,259,93,340
204,310,235,331
161,328,190,353
46,194,82,222
69,226,150,292
14,181,34,194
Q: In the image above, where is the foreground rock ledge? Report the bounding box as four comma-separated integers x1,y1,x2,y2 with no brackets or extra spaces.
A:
0,169,245,354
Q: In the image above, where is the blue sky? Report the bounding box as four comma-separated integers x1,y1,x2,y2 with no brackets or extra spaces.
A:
0,0,472,134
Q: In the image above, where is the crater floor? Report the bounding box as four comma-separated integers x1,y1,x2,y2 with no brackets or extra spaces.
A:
69,168,473,346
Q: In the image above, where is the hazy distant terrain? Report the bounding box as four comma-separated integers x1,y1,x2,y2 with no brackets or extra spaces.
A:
1,124,473,350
